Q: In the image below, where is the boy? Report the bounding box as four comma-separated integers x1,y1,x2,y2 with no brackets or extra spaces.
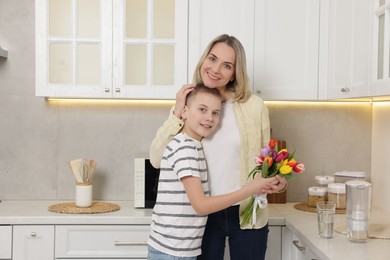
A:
147,84,276,259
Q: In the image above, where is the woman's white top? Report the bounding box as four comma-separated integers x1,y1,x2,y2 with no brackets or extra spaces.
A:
203,100,241,198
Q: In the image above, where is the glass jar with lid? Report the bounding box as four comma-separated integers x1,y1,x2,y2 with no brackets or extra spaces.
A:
315,175,335,187
307,186,327,207
327,183,346,209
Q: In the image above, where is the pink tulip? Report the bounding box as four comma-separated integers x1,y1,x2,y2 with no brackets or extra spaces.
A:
293,163,305,173
275,150,289,163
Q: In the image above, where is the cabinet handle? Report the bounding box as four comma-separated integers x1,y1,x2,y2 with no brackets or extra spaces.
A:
115,88,120,92
340,87,350,93
114,241,148,246
30,232,37,237
292,240,306,253
105,88,110,92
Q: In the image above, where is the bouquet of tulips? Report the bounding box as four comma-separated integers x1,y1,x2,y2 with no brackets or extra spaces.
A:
240,139,305,227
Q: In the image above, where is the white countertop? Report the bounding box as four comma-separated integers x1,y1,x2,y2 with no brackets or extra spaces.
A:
0,200,153,225
1,200,389,259
0,200,285,226
270,203,390,260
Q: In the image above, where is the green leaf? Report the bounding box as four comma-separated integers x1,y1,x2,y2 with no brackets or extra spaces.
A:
279,173,296,179
262,160,269,178
288,149,296,160
247,168,256,180
247,166,262,180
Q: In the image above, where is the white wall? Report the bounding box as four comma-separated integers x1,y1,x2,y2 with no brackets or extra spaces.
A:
371,103,390,211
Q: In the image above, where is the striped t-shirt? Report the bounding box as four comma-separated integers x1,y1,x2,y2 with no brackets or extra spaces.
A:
147,132,210,257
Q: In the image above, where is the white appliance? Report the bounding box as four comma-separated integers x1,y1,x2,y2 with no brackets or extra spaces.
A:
134,158,160,208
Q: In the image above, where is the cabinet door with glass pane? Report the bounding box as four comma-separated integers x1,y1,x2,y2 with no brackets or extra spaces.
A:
370,0,390,96
36,0,188,99
113,0,187,98
35,0,112,98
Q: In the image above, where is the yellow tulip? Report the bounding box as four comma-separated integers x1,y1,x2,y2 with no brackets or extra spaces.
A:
279,165,292,174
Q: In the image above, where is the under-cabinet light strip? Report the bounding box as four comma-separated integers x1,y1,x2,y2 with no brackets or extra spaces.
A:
46,98,390,105
46,98,176,105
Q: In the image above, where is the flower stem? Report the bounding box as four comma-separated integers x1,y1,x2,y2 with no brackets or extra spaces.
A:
240,196,256,226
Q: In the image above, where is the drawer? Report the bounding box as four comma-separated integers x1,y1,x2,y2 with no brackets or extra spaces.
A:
55,225,149,258
0,226,12,259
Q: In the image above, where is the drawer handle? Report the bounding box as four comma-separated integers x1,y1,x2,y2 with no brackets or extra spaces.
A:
292,240,306,253
30,232,37,237
114,241,148,246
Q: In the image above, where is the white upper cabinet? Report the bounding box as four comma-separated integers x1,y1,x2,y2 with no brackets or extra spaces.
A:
370,0,390,96
254,0,320,100
188,0,321,101
35,0,379,100
320,0,372,100
187,0,255,85
36,0,188,99
254,0,374,101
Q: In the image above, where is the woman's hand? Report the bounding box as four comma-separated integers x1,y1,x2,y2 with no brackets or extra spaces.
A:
173,84,196,118
252,174,276,194
270,175,288,193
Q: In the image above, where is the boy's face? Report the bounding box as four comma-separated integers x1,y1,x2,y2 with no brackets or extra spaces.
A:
181,92,222,141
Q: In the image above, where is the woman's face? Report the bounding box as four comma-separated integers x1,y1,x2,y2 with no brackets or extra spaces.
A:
200,42,236,91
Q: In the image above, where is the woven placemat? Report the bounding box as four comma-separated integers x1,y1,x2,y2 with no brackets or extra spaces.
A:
294,202,346,214
334,224,390,240
48,202,120,214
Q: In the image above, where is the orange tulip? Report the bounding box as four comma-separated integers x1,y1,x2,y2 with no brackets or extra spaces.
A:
269,139,278,150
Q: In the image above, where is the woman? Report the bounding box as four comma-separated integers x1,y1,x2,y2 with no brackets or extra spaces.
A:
149,34,288,260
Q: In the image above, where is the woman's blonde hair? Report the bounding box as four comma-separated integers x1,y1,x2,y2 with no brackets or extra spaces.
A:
192,34,252,102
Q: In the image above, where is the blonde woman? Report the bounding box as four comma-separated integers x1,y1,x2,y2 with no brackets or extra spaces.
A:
149,34,287,260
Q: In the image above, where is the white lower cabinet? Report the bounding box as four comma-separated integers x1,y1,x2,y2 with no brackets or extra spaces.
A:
9,224,149,260
12,225,55,260
6,224,321,260
55,225,149,259
0,226,12,259
266,226,282,260
282,226,321,260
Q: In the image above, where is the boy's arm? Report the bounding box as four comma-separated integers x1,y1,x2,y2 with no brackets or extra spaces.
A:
181,175,275,216
149,106,184,168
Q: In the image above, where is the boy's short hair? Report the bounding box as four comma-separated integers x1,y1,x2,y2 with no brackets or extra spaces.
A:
186,83,223,105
